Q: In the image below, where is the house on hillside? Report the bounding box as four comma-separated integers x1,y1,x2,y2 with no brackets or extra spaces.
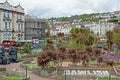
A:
50,22,72,36
85,22,115,39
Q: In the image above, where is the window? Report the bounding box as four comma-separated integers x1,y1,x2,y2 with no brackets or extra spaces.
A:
37,23,40,27
5,22,7,29
17,13,19,19
3,41,10,46
3,33,8,40
18,23,20,30
3,12,6,17
20,14,22,19
9,22,10,29
21,24,23,30
18,37,21,40
7,13,9,18
37,31,39,33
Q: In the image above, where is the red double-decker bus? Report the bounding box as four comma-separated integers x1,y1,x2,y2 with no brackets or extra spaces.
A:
2,40,16,50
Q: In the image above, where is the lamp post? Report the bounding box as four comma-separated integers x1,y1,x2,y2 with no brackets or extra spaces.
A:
64,70,66,80
109,72,111,80
26,66,28,80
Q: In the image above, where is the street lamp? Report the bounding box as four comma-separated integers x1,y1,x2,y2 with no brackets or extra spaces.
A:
26,66,28,80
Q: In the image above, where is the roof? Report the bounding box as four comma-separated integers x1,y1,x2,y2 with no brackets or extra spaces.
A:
0,0,12,7
0,0,24,12
25,14,46,22
13,4,24,10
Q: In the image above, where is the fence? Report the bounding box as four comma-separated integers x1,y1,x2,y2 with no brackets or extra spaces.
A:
1,63,120,80
31,68,120,80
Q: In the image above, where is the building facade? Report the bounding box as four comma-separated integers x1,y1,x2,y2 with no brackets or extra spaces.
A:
25,14,45,40
50,23,72,36
85,22,115,39
0,1,24,43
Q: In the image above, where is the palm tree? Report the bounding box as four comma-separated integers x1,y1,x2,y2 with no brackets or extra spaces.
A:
93,49,102,66
37,50,57,68
56,46,66,66
37,51,50,68
68,48,79,66
79,50,90,67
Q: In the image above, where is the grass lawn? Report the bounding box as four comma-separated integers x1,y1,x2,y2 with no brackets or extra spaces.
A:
0,75,25,80
63,41,85,50
98,77,120,80
114,63,120,67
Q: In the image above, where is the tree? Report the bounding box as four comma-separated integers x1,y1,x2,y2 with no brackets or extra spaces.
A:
23,43,31,54
45,32,50,38
45,22,50,34
112,26,120,55
68,48,79,65
105,30,113,52
56,46,66,66
37,50,57,68
113,34,120,54
88,33,95,45
57,32,64,47
43,39,55,50
70,27,94,45
93,49,102,66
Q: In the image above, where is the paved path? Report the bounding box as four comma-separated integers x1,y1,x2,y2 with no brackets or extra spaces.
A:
0,63,54,80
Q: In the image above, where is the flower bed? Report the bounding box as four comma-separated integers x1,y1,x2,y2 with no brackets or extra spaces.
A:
0,75,4,78
102,53,120,59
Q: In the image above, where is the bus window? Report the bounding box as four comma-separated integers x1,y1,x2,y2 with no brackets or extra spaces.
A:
3,41,10,47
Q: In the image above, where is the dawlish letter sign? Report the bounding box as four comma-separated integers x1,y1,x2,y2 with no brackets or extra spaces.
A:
64,70,110,76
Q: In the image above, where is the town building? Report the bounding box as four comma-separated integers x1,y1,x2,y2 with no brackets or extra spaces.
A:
25,14,45,40
0,1,24,43
50,22,72,36
49,20,84,36
85,22,115,39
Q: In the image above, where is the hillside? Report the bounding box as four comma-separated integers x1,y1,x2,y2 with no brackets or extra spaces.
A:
48,12,118,23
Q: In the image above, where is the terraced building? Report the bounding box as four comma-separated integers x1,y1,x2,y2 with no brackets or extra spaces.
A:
0,1,24,43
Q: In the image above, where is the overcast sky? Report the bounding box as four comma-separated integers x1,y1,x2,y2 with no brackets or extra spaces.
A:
1,0,120,18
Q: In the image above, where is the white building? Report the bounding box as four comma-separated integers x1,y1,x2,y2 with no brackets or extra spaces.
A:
0,1,24,43
85,22,115,38
50,23,72,36
50,21,84,36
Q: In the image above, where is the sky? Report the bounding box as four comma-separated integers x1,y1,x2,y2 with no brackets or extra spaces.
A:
0,0,120,18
